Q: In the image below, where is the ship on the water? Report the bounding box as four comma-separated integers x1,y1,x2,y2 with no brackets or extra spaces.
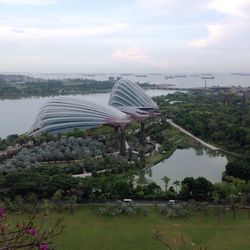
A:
232,73,250,76
84,74,96,77
174,74,187,77
165,75,175,79
201,76,215,79
135,74,147,77
120,73,133,76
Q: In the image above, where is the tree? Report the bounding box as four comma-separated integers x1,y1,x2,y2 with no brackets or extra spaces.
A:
143,182,162,197
180,177,213,201
162,176,170,192
180,177,195,199
192,177,214,200
212,182,231,202
225,160,250,181
112,181,133,199
224,176,246,219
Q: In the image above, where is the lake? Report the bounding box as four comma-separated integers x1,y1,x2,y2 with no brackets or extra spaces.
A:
135,147,228,188
0,90,176,139
0,89,229,185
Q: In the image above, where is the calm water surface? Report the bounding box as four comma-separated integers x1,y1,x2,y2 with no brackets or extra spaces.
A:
136,147,227,188
0,90,175,138
0,90,228,184
29,73,250,88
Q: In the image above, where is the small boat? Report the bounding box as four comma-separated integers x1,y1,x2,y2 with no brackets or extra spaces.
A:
120,73,133,76
174,74,187,77
135,74,147,77
165,75,175,79
201,76,215,79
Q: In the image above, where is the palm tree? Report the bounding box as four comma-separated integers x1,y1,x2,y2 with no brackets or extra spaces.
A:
162,176,170,192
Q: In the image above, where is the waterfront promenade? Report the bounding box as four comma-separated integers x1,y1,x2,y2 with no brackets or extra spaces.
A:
166,119,242,158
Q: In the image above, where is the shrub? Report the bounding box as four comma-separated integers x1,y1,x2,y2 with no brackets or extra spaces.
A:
99,201,149,216
157,203,190,218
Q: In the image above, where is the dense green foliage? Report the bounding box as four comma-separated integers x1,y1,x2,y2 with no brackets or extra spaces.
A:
0,134,29,151
0,78,115,99
1,90,250,204
154,91,250,155
1,167,80,198
180,177,214,200
225,159,250,181
154,91,250,183
0,75,157,99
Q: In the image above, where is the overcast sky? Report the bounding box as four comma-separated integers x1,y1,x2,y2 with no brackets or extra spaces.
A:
0,0,250,73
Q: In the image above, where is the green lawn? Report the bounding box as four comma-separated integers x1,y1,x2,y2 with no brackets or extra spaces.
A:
51,206,250,250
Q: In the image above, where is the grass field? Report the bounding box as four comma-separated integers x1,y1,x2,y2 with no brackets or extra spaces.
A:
50,206,250,250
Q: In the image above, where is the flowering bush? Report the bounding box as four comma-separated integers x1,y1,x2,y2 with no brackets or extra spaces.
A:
0,208,63,249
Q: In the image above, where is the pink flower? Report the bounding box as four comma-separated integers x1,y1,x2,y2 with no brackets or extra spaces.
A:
26,227,37,236
39,243,48,250
0,208,4,218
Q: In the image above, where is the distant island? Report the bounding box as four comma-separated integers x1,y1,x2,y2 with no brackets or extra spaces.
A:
232,73,250,76
0,74,163,99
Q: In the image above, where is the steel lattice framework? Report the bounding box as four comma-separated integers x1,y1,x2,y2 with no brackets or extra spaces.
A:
109,79,157,110
28,97,130,136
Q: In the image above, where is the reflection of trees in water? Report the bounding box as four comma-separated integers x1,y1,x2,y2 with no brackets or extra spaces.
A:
136,146,229,188
193,146,204,156
204,148,227,158
193,146,227,158
192,146,231,161
207,149,219,158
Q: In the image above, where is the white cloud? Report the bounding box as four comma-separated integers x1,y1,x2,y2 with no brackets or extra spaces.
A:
190,0,250,48
113,47,169,68
137,0,250,17
189,24,228,48
0,22,128,40
207,0,250,18
0,0,58,5
136,0,207,15
137,0,171,9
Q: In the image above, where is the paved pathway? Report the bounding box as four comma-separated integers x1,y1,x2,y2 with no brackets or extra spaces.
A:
167,119,219,151
167,119,243,157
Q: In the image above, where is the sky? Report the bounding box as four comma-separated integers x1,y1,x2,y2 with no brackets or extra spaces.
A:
0,0,250,73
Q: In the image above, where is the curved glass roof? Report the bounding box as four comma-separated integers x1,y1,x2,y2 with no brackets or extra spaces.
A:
28,97,130,136
109,79,157,109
